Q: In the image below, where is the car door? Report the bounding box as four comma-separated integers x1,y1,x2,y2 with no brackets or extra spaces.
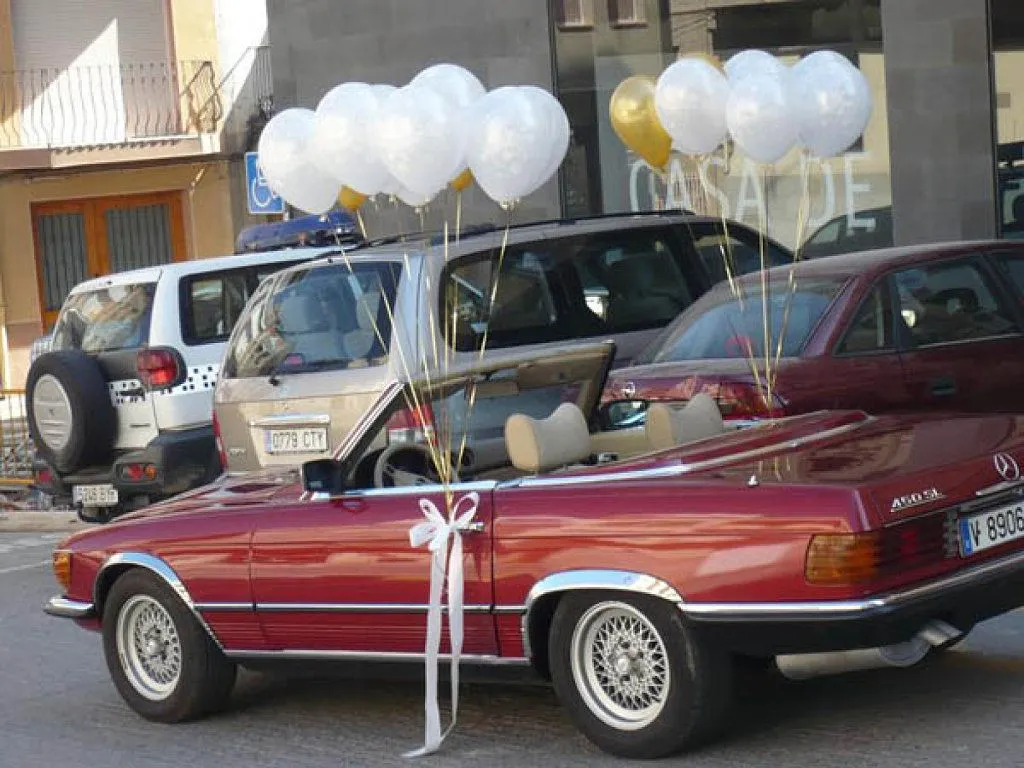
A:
249,484,497,655
796,278,914,413
892,254,1024,413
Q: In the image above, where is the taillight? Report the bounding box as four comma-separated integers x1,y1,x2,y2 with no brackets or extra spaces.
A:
137,347,184,390
213,411,228,470
712,382,786,421
805,513,952,586
387,404,435,444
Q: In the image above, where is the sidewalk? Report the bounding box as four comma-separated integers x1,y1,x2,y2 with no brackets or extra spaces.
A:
0,506,88,533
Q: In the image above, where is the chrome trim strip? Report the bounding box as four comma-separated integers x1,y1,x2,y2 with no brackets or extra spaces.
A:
975,478,1024,498
493,605,527,615
341,480,498,500
223,648,529,666
195,602,254,613
511,419,869,490
521,569,683,658
681,547,1024,621
255,602,493,614
249,413,332,428
96,552,225,650
44,596,95,619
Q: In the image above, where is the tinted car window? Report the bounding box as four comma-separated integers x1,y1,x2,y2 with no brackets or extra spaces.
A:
51,282,155,353
651,278,844,362
182,272,252,344
222,261,401,378
995,253,1024,294
892,259,1019,347
686,221,791,283
836,283,895,355
444,229,696,350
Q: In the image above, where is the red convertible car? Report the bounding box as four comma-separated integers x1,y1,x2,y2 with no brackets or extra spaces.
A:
603,240,1024,425
44,342,1024,759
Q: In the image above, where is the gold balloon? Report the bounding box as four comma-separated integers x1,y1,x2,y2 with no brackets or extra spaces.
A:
609,75,672,172
450,169,474,192
680,51,725,73
337,186,368,212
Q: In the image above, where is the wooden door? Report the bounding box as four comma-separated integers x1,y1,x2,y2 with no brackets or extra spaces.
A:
32,191,187,329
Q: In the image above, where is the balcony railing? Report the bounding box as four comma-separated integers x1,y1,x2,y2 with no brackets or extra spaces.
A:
0,59,220,150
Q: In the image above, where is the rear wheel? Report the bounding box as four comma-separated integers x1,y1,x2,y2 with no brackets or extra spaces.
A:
548,592,734,759
102,569,236,722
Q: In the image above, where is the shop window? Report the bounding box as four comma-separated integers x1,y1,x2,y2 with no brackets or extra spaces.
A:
608,0,646,28
556,0,593,29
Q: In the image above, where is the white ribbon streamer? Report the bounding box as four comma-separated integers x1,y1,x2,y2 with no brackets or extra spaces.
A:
404,491,479,758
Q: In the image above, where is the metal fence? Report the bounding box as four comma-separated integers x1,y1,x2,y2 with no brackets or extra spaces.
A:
0,59,220,149
0,391,35,487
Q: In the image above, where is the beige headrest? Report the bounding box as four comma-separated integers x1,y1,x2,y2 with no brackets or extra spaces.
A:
505,402,592,474
646,393,725,451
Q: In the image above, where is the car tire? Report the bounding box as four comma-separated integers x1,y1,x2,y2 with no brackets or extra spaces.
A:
26,350,116,473
548,591,734,759
102,569,237,723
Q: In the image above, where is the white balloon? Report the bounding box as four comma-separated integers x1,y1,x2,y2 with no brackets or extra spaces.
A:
311,82,393,196
727,72,798,164
374,85,463,199
654,59,730,156
725,49,786,84
790,51,873,158
396,186,433,209
257,108,339,215
465,86,552,206
517,86,570,192
409,63,485,111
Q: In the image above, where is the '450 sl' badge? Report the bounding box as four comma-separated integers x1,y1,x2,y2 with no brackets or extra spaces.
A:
891,487,945,512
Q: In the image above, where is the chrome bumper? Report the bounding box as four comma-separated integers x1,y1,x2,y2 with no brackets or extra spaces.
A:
44,596,96,620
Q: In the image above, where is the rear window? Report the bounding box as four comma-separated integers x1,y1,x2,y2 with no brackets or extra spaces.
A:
650,278,844,362
51,282,155,353
222,261,402,379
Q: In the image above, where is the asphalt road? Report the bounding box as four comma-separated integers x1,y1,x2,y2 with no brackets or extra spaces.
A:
5,530,1024,768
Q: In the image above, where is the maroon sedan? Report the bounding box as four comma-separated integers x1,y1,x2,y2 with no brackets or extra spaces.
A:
603,240,1024,424
41,341,1024,759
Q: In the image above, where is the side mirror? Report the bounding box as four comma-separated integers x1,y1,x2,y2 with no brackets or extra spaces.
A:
599,399,649,431
301,459,345,496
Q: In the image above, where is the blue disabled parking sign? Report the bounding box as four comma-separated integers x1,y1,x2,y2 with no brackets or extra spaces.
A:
245,151,286,215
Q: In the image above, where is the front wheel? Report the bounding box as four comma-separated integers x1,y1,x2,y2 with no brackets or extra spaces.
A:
548,592,734,759
102,569,237,722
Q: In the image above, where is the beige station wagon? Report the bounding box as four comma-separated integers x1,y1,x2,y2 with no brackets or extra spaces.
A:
212,211,792,473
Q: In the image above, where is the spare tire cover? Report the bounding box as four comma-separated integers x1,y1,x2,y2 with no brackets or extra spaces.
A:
27,350,117,474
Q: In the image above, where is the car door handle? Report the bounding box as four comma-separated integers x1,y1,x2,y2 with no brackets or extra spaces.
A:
929,376,957,397
462,521,486,533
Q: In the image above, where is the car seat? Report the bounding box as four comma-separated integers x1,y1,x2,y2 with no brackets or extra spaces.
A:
505,402,592,474
645,394,726,451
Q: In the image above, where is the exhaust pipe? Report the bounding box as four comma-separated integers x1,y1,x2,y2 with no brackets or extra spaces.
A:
775,620,963,681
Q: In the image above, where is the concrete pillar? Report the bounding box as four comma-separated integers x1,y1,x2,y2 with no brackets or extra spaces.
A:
882,0,998,244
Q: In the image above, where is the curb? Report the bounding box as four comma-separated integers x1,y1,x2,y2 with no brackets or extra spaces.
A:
0,510,90,533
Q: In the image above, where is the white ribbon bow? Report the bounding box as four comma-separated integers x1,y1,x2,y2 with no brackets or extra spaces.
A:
404,491,480,758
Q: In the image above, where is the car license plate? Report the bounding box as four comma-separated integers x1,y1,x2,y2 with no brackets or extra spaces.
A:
265,427,329,454
959,500,1024,556
72,484,119,507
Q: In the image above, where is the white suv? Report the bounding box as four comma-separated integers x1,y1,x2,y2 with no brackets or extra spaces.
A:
26,246,338,522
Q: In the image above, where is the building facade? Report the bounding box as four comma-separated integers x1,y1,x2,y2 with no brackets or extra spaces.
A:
0,0,273,386
267,0,1020,262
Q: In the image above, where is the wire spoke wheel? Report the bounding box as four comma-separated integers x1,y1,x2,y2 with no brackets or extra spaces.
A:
570,601,671,731
115,594,183,701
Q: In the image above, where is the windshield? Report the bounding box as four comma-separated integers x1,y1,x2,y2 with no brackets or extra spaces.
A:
650,278,845,363
223,260,402,379
51,282,155,353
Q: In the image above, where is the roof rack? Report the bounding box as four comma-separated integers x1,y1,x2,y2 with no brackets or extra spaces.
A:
348,209,698,252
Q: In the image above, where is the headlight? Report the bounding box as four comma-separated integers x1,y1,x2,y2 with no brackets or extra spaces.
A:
52,550,72,592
